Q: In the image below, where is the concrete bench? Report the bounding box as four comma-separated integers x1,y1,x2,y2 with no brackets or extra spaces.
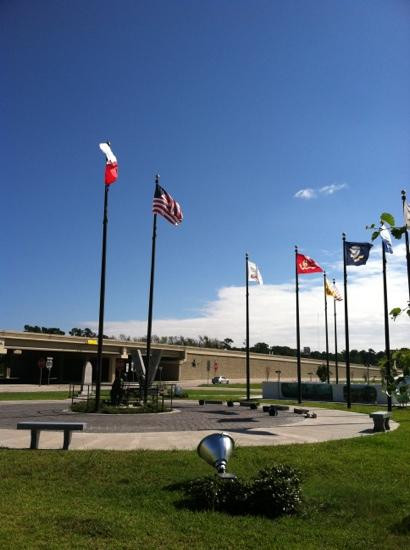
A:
17,421,86,450
369,411,391,432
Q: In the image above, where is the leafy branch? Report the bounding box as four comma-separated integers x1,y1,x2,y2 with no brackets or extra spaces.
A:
366,212,409,320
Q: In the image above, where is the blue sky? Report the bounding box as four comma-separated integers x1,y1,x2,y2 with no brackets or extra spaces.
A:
2,0,409,350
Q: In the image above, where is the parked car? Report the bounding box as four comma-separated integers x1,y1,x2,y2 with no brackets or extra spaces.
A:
212,376,230,384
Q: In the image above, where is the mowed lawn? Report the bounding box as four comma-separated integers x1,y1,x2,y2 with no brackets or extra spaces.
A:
0,391,69,401
1,405,410,549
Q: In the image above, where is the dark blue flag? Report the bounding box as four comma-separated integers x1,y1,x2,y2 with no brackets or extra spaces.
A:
344,242,373,266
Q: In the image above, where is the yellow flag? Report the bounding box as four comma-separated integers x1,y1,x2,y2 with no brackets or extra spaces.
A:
325,279,342,301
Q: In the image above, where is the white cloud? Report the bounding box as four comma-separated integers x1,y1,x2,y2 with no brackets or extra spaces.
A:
319,183,348,195
84,245,409,352
294,188,316,199
294,182,348,199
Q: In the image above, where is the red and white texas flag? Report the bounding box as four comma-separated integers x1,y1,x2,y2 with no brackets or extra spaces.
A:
99,142,118,185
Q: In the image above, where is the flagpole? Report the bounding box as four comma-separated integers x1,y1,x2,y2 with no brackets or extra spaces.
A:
382,241,392,412
323,272,330,383
95,184,109,412
295,246,302,404
401,190,410,303
333,278,339,385
245,253,250,401
342,234,351,409
145,177,159,405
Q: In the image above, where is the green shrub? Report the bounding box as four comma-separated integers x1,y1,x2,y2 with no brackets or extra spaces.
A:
282,382,332,401
343,384,377,403
248,465,302,517
70,400,168,414
182,463,302,518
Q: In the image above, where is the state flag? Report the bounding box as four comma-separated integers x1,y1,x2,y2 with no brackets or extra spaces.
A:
325,279,343,301
296,254,323,274
344,242,372,266
380,224,393,254
248,261,263,284
99,142,118,185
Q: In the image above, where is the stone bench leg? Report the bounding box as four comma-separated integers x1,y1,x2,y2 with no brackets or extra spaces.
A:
384,418,390,431
63,430,72,450
373,417,386,432
30,430,40,449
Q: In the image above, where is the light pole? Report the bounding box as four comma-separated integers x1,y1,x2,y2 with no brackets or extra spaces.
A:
275,370,281,393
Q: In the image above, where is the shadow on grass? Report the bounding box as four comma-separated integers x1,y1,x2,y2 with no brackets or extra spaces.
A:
53,516,115,538
390,515,410,534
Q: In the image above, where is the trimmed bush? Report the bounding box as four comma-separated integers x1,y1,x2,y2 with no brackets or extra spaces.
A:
182,463,302,518
71,400,168,414
248,465,302,516
282,382,332,401
343,384,377,403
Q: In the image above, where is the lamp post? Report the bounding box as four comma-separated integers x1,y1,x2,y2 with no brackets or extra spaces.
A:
275,370,281,391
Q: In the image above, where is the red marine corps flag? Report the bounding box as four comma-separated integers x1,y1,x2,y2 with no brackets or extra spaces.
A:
294,247,323,404
296,253,323,274
99,142,118,185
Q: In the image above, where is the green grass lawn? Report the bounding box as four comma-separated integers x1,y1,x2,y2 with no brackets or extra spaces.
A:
0,391,69,401
181,388,260,401
198,383,262,389
1,405,410,549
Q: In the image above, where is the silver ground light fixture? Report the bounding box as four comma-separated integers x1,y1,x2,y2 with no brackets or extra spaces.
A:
197,432,236,479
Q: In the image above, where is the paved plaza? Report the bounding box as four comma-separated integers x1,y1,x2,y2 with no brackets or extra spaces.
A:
0,399,398,451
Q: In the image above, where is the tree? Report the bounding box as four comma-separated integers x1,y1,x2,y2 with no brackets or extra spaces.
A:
316,364,329,383
367,211,410,319
251,342,270,354
24,325,65,335
393,348,410,376
222,338,234,350
69,328,97,338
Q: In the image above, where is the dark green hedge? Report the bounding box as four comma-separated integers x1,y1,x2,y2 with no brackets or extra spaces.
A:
343,384,377,403
281,382,332,401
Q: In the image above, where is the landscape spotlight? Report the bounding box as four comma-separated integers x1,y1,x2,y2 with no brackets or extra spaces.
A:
197,432,236,479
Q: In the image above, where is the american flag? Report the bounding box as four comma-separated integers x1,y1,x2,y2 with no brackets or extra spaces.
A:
152,182,183,225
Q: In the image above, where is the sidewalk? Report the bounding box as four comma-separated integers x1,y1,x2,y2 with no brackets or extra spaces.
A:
0,406,398,451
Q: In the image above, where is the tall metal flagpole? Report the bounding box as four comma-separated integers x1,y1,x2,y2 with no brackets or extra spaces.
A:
382,241,392,412
95,184,109,412
295,246,302,404
333,278,339,385
401,190,410,303
245,253,250,401
342,234,351,409
145,176,159,404
323,272,330,383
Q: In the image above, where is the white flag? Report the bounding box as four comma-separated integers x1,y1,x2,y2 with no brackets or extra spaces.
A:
404,201,410,229
99,142,117,164
248,261,263,284
380,224,393,254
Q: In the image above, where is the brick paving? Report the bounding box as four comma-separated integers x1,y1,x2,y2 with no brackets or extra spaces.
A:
0,400,302,433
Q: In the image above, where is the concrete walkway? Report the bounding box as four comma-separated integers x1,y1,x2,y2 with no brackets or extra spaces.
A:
0,403,398,451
